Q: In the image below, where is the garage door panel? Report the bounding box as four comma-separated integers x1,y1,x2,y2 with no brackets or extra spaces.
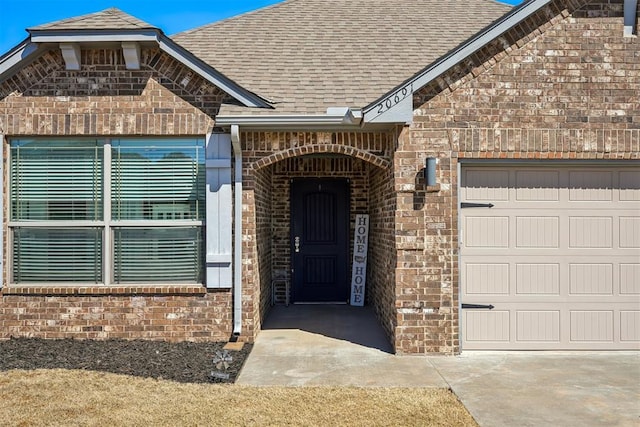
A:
464,311,510,342
620,264,640,294
463,169,510,200
569,263,613,295
461,165,640,350
516,263,560,295
619,217,640,248
516,216,559,248
619,171,640,200
465,263,509,294
516,170,559,201
569,170,614,201
465,216,509,247
570,311,614,342
620,311,640,341
568,216,612,248
516,311,560,342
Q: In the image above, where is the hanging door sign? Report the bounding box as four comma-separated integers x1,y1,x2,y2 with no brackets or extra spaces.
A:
350,214,369,306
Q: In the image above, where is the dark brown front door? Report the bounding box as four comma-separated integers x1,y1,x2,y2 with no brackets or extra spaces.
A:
291,178,350,302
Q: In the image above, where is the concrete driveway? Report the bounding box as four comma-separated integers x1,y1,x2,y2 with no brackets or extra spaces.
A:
431,351,640,427
238,305,640,426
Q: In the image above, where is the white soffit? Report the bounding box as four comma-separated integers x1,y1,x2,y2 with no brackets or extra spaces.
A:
363,0,553,124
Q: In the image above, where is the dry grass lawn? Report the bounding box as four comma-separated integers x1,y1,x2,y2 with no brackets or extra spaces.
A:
0,369,477,426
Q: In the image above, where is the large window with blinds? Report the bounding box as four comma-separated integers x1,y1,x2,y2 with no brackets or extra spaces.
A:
9,138,205,285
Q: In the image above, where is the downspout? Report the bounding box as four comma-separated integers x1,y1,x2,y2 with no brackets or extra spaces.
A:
624,0,638,36
231,124,243,338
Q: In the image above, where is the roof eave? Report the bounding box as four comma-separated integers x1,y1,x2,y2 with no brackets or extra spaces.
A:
0,39,46,83
363,0,553,124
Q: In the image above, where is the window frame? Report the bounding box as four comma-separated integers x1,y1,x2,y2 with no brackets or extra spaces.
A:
8,137,205,286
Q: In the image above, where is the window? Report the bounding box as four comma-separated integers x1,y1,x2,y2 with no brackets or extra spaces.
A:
9,138,205,285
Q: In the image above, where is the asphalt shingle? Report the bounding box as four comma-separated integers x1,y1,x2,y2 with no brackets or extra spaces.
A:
29,8,158,31
173,0,512,114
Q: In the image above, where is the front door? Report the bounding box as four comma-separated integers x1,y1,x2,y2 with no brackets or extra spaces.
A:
291,178,350,303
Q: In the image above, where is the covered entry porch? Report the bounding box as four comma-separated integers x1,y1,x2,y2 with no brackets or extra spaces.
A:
240,130,398,350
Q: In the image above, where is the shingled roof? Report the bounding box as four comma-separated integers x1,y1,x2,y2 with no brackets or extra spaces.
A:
173,0,512,115
28,7,158,31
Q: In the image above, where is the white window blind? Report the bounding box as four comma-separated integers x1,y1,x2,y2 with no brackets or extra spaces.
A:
12,228,103,283
10,140,103,221
111,139,205,220
113,227,203,283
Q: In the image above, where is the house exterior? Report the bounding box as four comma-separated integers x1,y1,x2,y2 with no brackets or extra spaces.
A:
0,0,638,354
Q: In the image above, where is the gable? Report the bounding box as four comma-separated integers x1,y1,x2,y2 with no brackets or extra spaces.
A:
0,47,231,135
0,8,271,112
365,0,639,125
411,0,639,156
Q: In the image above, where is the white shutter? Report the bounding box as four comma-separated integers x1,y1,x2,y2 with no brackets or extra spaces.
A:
205,133,233,288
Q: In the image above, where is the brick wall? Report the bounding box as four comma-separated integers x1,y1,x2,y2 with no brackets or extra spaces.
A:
367,165,397,346
1,290,232,341
253,165,273,332
0,47,235,342
395,0,638,354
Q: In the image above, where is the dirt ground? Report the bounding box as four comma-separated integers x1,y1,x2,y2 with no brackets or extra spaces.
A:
0,337,251,383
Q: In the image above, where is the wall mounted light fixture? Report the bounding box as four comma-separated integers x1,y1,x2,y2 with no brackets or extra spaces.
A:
425,157,437,186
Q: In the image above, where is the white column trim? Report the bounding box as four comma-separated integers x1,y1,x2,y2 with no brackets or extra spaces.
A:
0,133,4,288
205,132,233,288
103,139,112,286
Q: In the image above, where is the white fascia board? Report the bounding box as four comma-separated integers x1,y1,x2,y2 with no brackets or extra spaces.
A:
158,36,271,109
215,111,363,129
0,40,42,81
29,30,159,43
363,0,552,124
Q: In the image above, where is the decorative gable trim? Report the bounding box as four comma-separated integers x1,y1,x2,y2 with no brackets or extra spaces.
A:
121,42,141,69
363,0,554,124
59,43,81,70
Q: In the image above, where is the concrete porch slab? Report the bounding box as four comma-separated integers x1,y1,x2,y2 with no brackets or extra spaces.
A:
236,305,448,387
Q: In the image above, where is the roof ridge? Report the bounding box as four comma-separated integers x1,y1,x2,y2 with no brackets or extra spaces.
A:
172,0,294,37
107,8,158,29
28,7,156,31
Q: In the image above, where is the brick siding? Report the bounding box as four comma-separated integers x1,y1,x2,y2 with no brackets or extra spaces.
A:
1,0,637,353
396,0,639,354
0,48,232,342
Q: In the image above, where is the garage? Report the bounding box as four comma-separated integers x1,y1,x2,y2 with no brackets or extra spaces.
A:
460,164,640,350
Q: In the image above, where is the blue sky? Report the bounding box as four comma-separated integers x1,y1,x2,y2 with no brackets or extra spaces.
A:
0,0,523,55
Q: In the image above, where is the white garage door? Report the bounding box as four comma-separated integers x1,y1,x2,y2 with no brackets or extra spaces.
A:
460,165,640,350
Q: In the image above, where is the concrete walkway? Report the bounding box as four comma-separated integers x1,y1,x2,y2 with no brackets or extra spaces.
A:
237,305,640,426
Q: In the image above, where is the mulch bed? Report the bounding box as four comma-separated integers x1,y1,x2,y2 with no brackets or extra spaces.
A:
0,338,252,384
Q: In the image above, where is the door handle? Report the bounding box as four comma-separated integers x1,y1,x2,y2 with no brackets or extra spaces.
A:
294,236,300,253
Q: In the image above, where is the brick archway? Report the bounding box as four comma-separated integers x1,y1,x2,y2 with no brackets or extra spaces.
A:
251,144,391,171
